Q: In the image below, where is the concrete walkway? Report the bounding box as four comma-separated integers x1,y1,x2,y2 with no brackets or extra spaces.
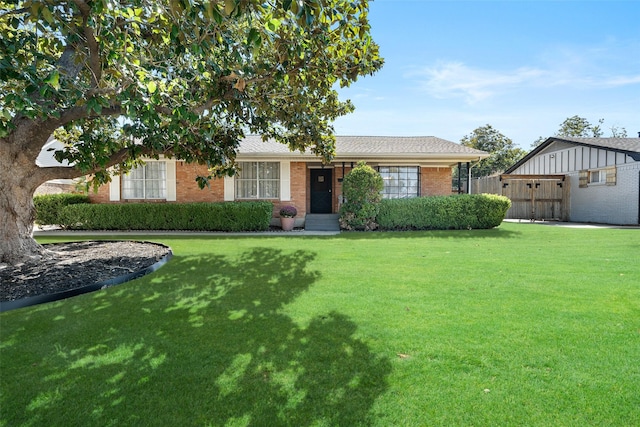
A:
33,226,341,237
32,220,638,237
33,213,343,236
502,219,640,229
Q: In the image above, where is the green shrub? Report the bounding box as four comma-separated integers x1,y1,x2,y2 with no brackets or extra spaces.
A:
60,201,273,231
339,161,384,230
33,194,90,225
377,194,511,230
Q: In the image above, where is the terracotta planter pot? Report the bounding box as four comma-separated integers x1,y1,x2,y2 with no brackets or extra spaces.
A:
280,217,295,231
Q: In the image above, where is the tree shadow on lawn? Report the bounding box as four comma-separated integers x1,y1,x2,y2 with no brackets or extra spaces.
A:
1,248,391,426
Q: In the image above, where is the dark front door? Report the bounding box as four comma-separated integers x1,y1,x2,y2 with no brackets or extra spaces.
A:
310,169,333,213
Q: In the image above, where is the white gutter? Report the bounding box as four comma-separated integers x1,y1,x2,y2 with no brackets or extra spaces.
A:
467,157,482,194
236,152,490,163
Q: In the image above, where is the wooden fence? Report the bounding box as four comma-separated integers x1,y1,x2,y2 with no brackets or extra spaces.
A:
472,175,569,221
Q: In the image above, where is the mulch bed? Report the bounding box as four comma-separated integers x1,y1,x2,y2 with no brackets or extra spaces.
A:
0,241,171,302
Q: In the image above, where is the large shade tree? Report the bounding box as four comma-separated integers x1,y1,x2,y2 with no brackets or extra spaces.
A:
460,125,526,178
0,0,382,263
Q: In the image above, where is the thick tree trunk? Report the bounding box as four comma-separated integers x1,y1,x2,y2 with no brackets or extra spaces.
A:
0,203,44,264
0,129,53,264
0,155,46,264
1,116,125,265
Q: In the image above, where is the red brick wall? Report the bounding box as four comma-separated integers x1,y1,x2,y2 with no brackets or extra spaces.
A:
175,162,223,202
89,179,110,203
421,167,452,196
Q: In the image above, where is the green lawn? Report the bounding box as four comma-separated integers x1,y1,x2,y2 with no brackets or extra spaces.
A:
1,222,639,426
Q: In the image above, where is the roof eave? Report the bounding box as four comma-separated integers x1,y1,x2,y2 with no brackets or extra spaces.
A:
505,137,640,174
551,137,640,160
237,152,490,162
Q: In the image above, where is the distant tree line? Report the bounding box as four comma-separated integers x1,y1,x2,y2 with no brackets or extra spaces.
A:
461,116,630,179
530,116,629,148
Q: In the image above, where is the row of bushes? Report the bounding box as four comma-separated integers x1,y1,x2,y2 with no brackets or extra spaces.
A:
337,162,510,231
34,193,510,232
34,195,273,231
33,194,90,225
376,194,511,230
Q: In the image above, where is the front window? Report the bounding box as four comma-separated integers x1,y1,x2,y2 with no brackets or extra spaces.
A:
123,161,166,199
379,166,420,199
236,162,280,199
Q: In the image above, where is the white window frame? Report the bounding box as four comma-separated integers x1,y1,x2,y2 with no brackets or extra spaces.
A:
235,161,281,199
110,158,176,201
588,169,607,185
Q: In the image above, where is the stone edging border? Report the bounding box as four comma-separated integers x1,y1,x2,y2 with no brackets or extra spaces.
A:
0,241,173,313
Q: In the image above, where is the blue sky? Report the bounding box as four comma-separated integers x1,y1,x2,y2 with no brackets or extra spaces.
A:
333,0,640,149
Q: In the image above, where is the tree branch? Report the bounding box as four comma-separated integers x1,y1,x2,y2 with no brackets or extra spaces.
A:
72,0,102,86
33,145,143,183
57,105,123,126
0,7,29,18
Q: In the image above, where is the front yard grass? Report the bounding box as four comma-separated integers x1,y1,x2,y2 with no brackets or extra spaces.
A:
1,222,639,426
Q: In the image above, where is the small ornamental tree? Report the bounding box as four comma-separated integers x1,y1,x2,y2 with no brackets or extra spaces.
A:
0,0,382,264
339,161,383,231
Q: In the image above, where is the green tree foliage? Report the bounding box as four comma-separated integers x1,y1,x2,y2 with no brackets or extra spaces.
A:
531,116,629,148
0,0,383,263
460,125,526,178
556,115,604,138
530,136,546,149
339,161,383,231
609,125,628,138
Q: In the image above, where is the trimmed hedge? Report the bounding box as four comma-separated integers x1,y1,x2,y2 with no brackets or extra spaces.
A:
59,201,273,231
33,194,90,226
377,194,511,230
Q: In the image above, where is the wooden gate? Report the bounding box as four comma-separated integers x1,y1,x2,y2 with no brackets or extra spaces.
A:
500,175,568,221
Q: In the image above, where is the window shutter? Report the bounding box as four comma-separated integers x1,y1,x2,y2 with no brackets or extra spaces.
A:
605,166,617,186
578,170,588,188
280,161,291,201
166,160,177,201
224,175,235,201
110,172,121,200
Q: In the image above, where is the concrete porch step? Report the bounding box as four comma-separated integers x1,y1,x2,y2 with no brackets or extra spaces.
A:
304,214,340,231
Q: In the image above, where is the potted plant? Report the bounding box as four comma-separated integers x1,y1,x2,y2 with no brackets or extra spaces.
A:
279,205,297,231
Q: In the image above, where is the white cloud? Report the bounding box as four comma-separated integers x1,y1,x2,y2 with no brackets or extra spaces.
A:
411,61,549,104
411,59,640,104
600,75,640,87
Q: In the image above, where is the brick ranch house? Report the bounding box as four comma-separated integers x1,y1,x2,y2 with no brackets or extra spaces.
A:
89,135,489,227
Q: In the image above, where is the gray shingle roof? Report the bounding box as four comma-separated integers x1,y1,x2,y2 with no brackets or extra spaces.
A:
552,137,640,154
238,135,488,161
335,136,487,155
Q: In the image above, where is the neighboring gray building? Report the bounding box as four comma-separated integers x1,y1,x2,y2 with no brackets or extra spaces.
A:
504,137,640,225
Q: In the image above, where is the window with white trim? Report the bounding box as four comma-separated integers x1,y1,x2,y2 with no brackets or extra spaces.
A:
588,169,607,184
122,161,167,199
236,162,280,199
379,166,420,198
